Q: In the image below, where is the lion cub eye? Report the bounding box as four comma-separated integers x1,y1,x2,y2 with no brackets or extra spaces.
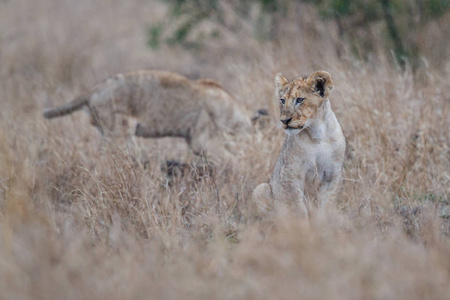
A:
280,99,285,105
296,97,305,105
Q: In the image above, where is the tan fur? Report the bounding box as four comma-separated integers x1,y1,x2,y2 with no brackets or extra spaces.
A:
43,70,252,155
252,71,346,217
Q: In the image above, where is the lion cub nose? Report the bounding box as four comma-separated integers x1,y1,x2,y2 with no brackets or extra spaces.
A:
281,117,292,125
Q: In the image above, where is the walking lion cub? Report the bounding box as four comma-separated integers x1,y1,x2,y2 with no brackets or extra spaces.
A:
252,70,345,216
44,70,252,155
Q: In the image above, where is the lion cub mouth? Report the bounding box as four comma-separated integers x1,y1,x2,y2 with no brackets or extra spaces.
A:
284,125,304,130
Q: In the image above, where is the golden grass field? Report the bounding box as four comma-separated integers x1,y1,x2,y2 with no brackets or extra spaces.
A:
0,0,449,299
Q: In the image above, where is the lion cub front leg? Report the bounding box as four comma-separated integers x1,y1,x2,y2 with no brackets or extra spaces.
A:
190,109,234,162
316,172,343,213
189,109,217,156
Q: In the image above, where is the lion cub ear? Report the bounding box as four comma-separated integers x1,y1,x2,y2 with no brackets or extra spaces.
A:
275,73,289,95
307,71,333,98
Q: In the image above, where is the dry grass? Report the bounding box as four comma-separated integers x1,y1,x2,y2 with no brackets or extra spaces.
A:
0,0,449,299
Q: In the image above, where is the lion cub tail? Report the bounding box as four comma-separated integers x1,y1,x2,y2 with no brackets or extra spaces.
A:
43,96,89,119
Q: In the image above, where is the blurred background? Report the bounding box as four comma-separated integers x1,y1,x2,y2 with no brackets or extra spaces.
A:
147,0,450,70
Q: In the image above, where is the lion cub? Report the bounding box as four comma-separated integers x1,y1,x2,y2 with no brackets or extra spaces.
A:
252,71,345,216
44,70,252,156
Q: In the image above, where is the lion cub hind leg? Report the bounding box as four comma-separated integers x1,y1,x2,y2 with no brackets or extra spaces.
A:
252,183,274,214
88,104,115,136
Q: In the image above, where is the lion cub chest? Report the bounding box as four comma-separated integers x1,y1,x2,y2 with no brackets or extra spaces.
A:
303,140,337,189
271,134,336,201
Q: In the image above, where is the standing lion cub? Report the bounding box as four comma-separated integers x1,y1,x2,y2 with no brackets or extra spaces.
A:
44,70,252,156
252,70,345,216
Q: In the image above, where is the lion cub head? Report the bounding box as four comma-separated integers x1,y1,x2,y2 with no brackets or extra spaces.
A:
275,70,333,133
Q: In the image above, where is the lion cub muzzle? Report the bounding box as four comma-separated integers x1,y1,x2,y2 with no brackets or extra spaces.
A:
281,115,304,131
280,117,292,126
